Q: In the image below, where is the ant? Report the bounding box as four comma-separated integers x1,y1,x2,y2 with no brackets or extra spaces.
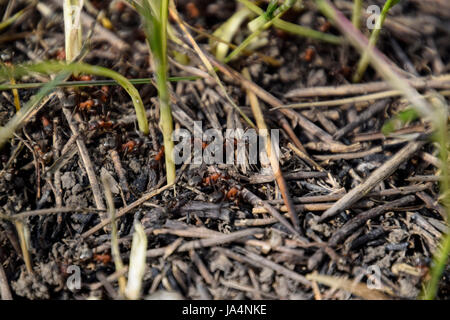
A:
88,118,115,132
154,146,165,161
120,138,143,154
93,253,112,265
226,186,239,201
201,169,241,204
41,116,52,136
78,98,101,113
118,130,144,155
319,21,332,32
203,172,225,186
303,47,315,62
88,112,116,132
73,74,110,116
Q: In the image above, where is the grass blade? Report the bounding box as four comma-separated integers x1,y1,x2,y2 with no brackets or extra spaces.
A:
63,0,84,62
238,0,342,44
0,71,69,149
125,222,147,300
101,171,126,297
133,0,175,184
353,0,401,82
0,61,149,135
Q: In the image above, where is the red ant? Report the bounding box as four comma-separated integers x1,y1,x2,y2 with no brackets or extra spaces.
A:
154,146,165,161
41,116,52,135
77,75,93,82
319,21,332,32
88,119,115,131
203,172,224,186
121,139,142,153
186,2,200,18
303,47,315,62
73,75,110,115
88,112,115,132
93,253,112,265
78,99,101,113
226,186,239,201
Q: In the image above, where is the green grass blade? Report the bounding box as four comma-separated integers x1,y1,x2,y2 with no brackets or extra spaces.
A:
353,0,401,82
352,0,362,29
0,76,200,91
225,1,298,64
421,95,450,300
133,0,175,184
0,72,69,149
0,61,149,134
238,0,342,44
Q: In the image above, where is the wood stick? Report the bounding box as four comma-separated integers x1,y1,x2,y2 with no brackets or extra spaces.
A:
60,93,106,221
416,191,447,220
81,182,169,239
109,149,130,200
240,188,308,242
189,250,215,286
13,207,103,220
146,228,263,258
243,68,299,231
285,74,450,98
52,117,62,209
314,146,383,161
220,279,277,299
249,171,328,184
267,184,428,205
333,99,390,140
308,195,416,269
352,125,425,142
319,140,425,222
253,200,374,214
0,262,12,300
407,175,441,182
217,247,311,287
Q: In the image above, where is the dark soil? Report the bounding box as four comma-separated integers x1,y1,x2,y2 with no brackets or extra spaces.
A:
0,0,449,300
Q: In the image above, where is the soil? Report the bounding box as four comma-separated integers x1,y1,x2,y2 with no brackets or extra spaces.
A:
0,0,449,300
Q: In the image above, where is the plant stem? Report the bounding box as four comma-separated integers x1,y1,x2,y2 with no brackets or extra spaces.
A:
123,1,176,183
14,220,33,274
63,0,84,62
212,7,253,61
125,222,147,300
0,61,149,134
0,2,34,32
158,71,176,185
158,0,175,184
238,0,341,44
0,76,200,91
422,95,450,300
102,173,126,296
353,0,397,82
0,72,69,149
352,0,362,29
243,68,300,231
224,0,297,63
